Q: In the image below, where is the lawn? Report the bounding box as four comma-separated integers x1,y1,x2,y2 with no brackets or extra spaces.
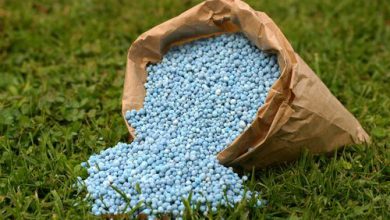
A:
0,0,389,219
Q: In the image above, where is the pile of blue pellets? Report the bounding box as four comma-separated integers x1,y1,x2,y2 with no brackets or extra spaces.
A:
80,33,280,218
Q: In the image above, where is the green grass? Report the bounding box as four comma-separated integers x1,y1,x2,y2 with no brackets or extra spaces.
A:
0,0,389,219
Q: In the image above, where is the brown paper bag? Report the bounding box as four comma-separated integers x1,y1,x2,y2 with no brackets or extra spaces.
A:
121,0,370,170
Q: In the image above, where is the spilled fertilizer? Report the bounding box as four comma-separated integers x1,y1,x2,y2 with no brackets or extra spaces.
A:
80,33,280,218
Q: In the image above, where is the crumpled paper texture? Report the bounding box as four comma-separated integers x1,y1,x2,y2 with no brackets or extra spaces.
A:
121,0,370,170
